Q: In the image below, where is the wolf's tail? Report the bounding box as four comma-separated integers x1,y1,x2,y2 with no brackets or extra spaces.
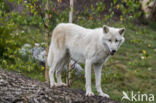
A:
47,46,53,67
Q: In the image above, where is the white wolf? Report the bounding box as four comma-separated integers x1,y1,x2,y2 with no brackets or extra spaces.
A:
47,23,125,98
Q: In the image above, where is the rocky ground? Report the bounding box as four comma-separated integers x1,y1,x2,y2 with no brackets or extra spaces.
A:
0,68,120,103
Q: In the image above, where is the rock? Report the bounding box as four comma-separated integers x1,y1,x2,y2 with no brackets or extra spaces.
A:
20,43,83,74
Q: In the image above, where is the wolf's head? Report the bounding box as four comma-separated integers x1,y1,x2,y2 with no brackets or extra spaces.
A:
102,25,125,55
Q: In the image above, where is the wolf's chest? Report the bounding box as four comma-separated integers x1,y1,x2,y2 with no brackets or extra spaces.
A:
91,50,110,64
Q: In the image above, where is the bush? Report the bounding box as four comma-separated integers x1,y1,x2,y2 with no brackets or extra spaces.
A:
0,24,42,73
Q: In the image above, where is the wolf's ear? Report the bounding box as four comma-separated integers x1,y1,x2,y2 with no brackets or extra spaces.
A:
119,28,125,36
103,25,109,34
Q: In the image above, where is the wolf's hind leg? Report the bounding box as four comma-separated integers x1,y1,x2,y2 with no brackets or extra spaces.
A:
49,51,65,87
55,53,69,86
55,61,66,86
49,62,57,87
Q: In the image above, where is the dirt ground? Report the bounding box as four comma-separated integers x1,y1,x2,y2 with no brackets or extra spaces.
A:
0,68,120,103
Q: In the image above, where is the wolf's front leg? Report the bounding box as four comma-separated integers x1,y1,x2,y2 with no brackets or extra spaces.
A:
85,60,94,96
94,64,110,98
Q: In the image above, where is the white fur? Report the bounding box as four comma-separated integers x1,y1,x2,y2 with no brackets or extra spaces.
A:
47,23,125,98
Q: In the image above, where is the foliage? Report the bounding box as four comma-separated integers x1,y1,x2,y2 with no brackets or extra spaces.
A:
0,0,45,80
0,0,70,80
0,25,36,71
78,0,142,24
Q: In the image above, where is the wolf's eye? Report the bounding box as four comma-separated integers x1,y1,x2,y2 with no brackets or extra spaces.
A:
115,39,118,42
109,39,112,42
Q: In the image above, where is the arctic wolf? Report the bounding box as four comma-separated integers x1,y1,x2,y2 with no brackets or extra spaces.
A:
47,23,125,98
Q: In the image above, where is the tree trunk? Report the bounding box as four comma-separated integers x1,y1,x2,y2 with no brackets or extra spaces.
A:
149,0,156,21
69,0,74,23
66,0,74,86
45,0,50,82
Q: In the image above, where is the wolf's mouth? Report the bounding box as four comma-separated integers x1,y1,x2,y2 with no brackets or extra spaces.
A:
110,52,115,55
110,50,116,55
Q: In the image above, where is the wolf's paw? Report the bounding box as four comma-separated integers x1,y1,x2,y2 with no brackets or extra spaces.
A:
86,92,95,96
55,83,67,87
50,83,57,88
99,93,110,98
